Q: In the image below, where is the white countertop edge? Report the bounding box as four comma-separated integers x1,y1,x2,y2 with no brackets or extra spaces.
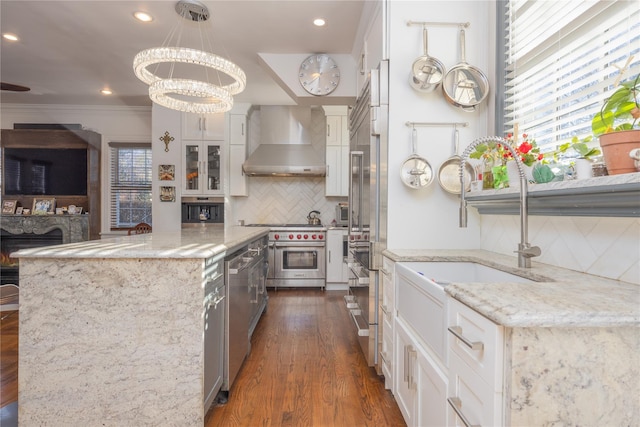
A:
14,226,270,260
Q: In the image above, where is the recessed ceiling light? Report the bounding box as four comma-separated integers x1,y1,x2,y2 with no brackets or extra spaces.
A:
101,89,113,95
3,33,19,41
134,11,153,22
313,18,326,27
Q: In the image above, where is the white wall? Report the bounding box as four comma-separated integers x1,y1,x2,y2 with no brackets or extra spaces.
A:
385,1,493,250
1,104,151,236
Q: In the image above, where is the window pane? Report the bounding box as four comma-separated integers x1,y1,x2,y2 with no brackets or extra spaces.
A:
110,146,152,229
501,1,640,153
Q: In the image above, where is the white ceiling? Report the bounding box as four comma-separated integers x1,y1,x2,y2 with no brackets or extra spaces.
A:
0,0,366,108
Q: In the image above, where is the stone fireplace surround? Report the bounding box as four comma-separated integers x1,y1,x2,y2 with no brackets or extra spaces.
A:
1,214,89,244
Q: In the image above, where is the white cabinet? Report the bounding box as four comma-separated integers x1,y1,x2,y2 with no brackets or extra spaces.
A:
447,297,504,427
326,228,348,287
323,107,349,197
395,317,448,427
380,256,395,389
182,141,225,196
394,263,449,427
228,113,248,196
182,113,224,140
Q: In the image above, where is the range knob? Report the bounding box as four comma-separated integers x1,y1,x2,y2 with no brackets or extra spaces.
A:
296,234,302,240
318,234,324,240
311,234,317,240
288,234,294,240
303,234,309,239
274,234,280,240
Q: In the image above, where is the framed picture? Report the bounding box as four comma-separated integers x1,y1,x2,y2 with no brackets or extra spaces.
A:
16,207,24,215
32,198,56,215
159,164,175,181
2,200,18,214
56,208,64,215
160,186,176,202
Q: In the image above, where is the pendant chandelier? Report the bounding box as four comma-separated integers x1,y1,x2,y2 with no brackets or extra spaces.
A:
133,0,246,114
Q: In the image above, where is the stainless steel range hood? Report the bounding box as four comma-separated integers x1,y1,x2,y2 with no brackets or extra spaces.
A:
242,106,325,177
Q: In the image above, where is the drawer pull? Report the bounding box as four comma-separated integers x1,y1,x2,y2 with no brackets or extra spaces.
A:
448,397,480,427
448,326,484,351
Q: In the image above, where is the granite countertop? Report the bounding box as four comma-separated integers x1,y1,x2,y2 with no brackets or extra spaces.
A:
384,249,639,328
14,225,270,260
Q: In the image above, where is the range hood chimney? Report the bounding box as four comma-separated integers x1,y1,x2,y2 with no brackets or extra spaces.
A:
242,106,326,177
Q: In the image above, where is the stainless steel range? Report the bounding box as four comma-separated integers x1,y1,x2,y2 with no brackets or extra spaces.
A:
246,224,326,289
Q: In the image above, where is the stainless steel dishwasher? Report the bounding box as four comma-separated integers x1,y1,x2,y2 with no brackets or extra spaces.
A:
203,256,225,411
223,242,266,392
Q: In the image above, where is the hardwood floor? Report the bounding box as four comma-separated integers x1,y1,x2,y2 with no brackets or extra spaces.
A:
0,310,18,408
0,290,405,426
206,289,406,427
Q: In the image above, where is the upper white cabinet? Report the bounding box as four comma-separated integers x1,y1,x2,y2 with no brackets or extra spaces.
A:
323,106,349,197
182,141,224,196
227,103,252,197
182,113,225,140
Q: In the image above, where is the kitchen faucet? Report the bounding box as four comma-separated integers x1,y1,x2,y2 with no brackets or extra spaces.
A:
459,137,541,268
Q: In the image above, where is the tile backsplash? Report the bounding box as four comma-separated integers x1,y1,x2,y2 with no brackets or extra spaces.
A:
229,106,347,226
481,215,639,285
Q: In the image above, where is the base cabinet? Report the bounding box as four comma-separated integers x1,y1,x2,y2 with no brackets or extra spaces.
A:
395,318,448,427
380,256,395,389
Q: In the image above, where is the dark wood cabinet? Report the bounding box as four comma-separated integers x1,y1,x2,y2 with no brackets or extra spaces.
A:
1,129,101,240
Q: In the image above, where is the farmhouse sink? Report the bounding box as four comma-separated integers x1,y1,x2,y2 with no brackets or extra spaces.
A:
395,261,549,363
398,261,543,286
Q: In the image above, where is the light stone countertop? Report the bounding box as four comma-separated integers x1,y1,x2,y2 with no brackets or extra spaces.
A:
14,224,270,260
468,170,640,196
384,249,639,328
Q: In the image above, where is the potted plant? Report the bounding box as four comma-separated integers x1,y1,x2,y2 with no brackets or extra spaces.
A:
591,72,640,174
554,135,602,179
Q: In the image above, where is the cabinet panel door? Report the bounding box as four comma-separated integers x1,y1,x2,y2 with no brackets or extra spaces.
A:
229,114,246,145
325,146,341,196
448,351,500,427
183,143,202,194
326,116,342,146
394,319,416,425
416,350,448,427
229,144,247,196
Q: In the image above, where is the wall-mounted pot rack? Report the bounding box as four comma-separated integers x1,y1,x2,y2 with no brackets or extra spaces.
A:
406,20,470,28
405,121,469,129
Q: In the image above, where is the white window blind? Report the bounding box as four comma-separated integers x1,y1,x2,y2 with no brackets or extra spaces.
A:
109,143,152,229
502,0,640,152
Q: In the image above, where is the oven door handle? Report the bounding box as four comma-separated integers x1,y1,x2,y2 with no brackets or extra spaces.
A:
272,242,326,249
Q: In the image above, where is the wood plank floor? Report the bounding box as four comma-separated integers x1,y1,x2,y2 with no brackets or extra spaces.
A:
0,310,19,408
206,289,406,427
0,290,405,426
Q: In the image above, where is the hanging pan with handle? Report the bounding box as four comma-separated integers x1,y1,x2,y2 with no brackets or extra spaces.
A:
437,126,475,194
409,27,446,93
442,28,489,112
401,128,434,189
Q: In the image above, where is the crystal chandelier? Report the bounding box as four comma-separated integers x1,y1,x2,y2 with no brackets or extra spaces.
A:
133,0,246,114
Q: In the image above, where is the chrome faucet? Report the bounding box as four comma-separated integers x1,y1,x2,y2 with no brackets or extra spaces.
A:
459,137,541,268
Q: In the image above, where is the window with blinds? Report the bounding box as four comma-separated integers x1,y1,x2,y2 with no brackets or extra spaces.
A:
109,143,152,229
500,0,640,153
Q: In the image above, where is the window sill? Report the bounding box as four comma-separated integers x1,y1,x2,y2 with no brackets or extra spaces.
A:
466,172,640,217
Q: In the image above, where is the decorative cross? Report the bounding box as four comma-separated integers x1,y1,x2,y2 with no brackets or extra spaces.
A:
159,131,175,152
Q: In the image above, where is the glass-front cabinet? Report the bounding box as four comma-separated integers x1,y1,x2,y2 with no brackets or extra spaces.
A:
182,141,224,195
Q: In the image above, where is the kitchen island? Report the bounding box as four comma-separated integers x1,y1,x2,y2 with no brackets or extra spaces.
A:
14,225,269,426
384,249,639,426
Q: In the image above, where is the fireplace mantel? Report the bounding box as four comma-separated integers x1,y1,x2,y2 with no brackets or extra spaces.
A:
1,215,89,244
